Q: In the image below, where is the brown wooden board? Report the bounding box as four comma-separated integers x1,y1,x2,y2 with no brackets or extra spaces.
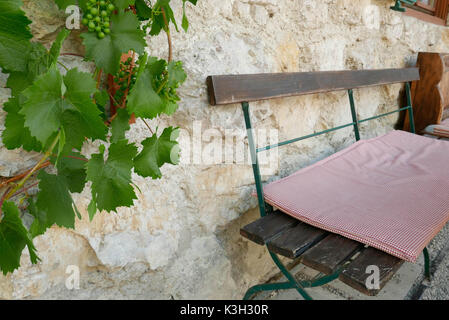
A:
404,52,449,133
266,223,328,259
240,212,298,246
207,68,420,106
339,247,404,296
301,234,364,275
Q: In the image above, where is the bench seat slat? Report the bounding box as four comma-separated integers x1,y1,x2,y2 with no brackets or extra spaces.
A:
301,234,364,275
240,212,298,245
266,223,328,259
339,247,404,296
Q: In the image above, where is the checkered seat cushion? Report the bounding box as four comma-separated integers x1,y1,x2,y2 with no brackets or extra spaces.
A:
263,131,449,262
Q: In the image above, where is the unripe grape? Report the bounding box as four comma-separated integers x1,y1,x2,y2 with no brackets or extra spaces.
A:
100,1,106,6
107,4,115,11
95,26,101,32
87,14,93,19
104,21,110,28
88,21,96,29
89,0,96,3
90,8,98,15
104,28,111,34
98,32,105,39
82,18,88,25
95,16,101,22
101,10,108,17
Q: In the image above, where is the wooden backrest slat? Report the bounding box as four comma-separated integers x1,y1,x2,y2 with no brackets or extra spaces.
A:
207,68,420,105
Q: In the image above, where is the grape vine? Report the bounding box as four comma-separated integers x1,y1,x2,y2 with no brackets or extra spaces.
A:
0,0,197,275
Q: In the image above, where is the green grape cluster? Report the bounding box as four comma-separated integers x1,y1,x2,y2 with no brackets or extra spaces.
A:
158,61,183,102
81,0,115,39
114,57,137,104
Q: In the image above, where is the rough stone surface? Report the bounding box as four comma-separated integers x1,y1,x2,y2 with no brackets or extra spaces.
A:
1,0,449,300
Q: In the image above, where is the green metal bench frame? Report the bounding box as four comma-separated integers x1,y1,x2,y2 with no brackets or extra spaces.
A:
207,68,431,300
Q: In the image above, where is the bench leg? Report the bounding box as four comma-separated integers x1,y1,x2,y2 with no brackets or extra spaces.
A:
243,282,296,300
423,247,431,280
243,250,341,300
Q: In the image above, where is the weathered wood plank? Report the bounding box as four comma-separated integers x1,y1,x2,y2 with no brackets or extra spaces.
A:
240,212,298,246
339,247,404,296
301,234,364,275
266,223,328,259
404,52,449,133
207,68,420,106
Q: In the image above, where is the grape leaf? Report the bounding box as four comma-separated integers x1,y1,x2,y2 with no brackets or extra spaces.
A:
181,0,198,32
49,28,71,63
149,0,179,35
127,58,186,118
86,140,138,216
28,199,50,238
2,96,42,152
6,29,69,96
19,67,107,149
3,29,70,152
111,108,130,143
126,58,165,119
134,127,180,179
181,5,189,32
135,0,152,20
36,171,77,229
51,151,88,193
0,201,39,275
0,0,33,72
6,43,48,96
95,89,109,107
167,60,187,87
81,11,145,74
60,110,91,153
86,142,137,217
94,89,109,120
63,68,108,142
19,67,63,145
113,0,135,10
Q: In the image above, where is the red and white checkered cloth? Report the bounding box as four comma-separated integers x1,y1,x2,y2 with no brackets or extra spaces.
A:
263,131,449,262
425,118,449,138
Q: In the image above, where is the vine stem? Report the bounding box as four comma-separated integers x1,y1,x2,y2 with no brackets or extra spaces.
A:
0,153,86,191
0,161,51,189
96,68,103,89
142,119,154,135
57,61,69,72
120,51,136,109
161,8,173,62
10,182,39,200
0,132,60,219
156,76,169,94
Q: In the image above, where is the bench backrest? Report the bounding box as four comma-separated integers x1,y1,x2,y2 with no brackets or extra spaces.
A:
207,68,419,105
206,68,420,218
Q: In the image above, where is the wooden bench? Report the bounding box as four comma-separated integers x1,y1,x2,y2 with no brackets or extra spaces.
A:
207,68,435,300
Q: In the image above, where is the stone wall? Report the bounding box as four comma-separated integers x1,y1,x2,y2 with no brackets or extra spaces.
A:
1,0,449,299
